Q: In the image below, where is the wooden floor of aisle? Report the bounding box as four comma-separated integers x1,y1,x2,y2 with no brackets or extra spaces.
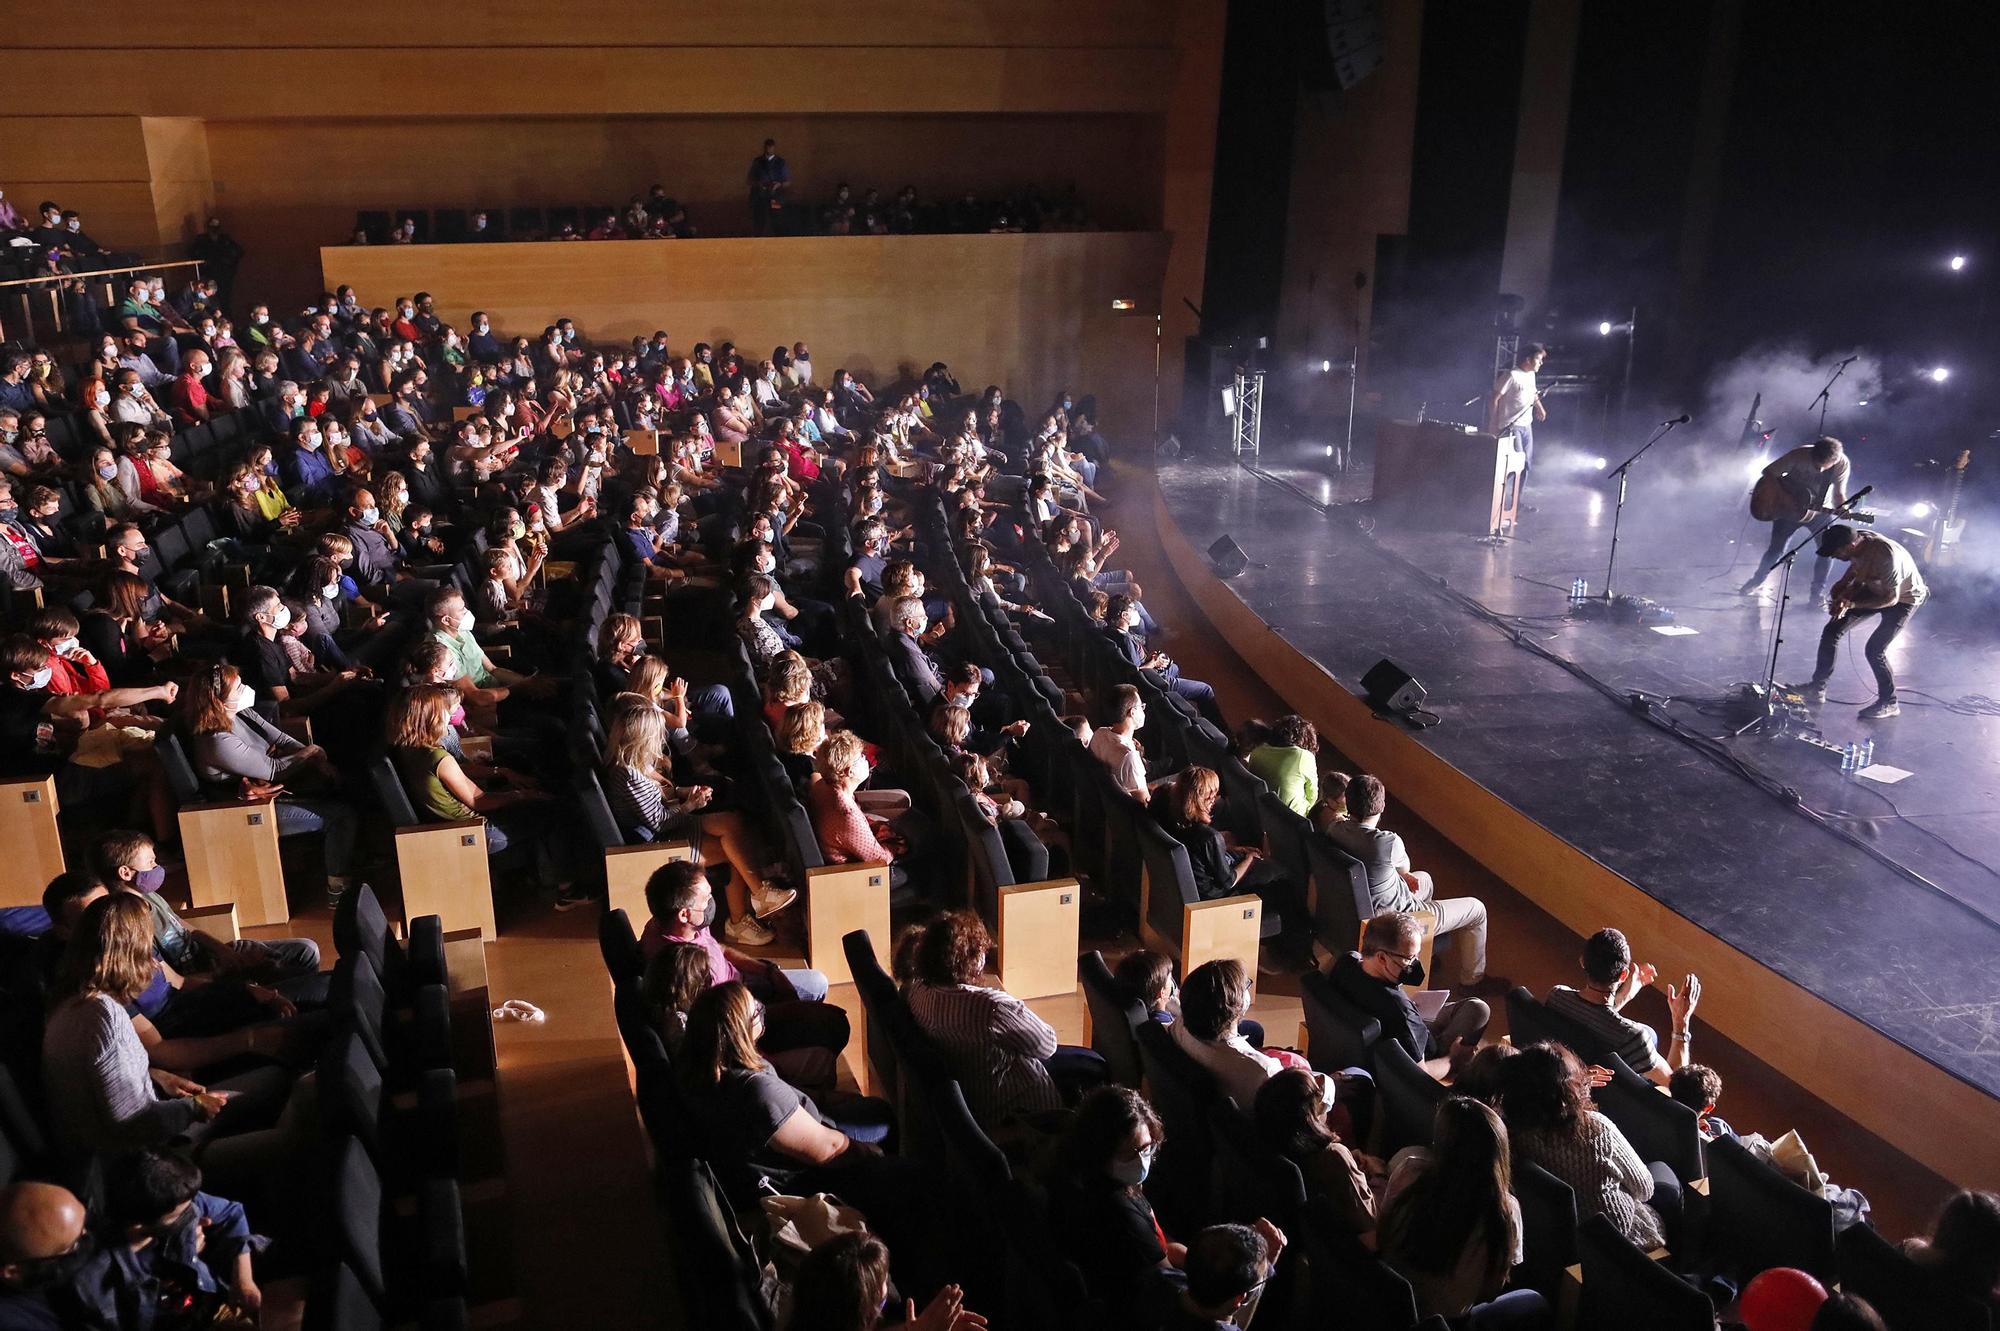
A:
475,459,1954,1329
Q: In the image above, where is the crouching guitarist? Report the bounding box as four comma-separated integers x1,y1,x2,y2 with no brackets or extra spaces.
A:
1789,524,1927,721
1740,436,1851,603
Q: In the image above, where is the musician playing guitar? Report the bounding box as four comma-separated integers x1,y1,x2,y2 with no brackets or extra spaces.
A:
1788,524,1927,721
1739,435,1850,603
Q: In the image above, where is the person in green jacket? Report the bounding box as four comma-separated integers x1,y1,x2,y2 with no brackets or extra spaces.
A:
1246,714,1321,816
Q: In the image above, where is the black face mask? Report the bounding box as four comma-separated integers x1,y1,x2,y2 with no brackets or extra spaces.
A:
13,1231,96,1291
1398,959,1426,988
0,506,16,524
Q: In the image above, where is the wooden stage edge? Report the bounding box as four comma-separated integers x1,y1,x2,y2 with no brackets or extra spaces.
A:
1149,473,1999,1191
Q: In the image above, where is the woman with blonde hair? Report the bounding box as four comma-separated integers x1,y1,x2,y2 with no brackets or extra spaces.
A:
388,683,583,909
808,731,917,895
602,695,792,942
1157,767,1297,942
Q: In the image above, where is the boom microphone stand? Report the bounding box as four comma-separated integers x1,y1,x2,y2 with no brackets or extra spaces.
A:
1730,484,1873,737
1807,354,1858,437
1597,414,1687,603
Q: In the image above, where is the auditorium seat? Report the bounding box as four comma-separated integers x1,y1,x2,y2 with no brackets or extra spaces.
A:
1207,1099,1307,1231
1576,1213,1713,1331
1372,1037,1444,1155
1134,1018,1218,1233
1297,1206,1421,1331
842,928,905,1103
1079,949,1146,1089
577,767,696,924
1298,966,1382,1075
655,1155,775,1331
1836,1220,1995,1331
1704,1133,1835,1282
367,755,497,940
1512,1160,1580,1302
158,733,291,928
1136,814,1269,983
1592,1054,1707,1194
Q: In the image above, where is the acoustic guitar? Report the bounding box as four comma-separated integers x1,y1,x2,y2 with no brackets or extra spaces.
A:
1748,472,1875,525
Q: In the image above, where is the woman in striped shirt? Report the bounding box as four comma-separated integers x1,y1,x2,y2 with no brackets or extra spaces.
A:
905,910,1106,1133
601,695,794,946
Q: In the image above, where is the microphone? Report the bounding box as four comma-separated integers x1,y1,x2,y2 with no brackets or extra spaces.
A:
1663,413,1691,424
1837,354,1859,367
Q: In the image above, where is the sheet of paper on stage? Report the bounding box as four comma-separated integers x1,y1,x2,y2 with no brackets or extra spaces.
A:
1649,625,1700,636
1856,764,1913,784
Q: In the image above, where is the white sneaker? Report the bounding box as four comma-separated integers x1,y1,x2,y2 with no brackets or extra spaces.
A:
751,885,799,919
723,915,775,947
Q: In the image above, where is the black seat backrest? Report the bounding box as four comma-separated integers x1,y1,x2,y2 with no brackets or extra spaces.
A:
656,1155,778,1331
1512,1159,1579,1301
1593,1056,1705,1187
303,1262,386,1331
1304,831,1371,951
1135,817,1198,954
1705,1133,1836,1281
1298,967,1381,1075
1372,1036,1445,1155
1300,1207,1420,1331
1837,1221,1995,1331
1078,950,1146,1090
598,907,643,986
1257,791,1311,895
368,755,421,828
577,767,629,853
329,1135,387,1307
1576,1213,1716,1331
1206,1100,1306,1231
843,929,904,1107
1505,986,1618,1065
154,732,203,804
1134,1019,1216,1231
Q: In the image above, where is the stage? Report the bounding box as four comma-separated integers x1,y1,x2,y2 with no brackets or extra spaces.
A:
1152,445,2000,1185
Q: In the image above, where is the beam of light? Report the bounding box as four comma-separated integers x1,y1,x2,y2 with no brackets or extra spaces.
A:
1909,501,1934,519
1598,320,1613,336
1591,456,1608,470
1930,366,1951,383
1320,359,1332,373
1746,457,1769,480
1951,255,1968,271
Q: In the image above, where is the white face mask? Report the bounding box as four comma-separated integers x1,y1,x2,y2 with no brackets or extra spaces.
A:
95,390,110,408
267,605,292,631
226,681,256,713
1108,1145,1155,1186
456,608,475,632
323,583,340,600
359,506,379,525
51,637,79,656
24,666,52,691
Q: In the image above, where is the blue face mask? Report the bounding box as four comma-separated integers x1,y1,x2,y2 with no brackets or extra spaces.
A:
134,865,167,892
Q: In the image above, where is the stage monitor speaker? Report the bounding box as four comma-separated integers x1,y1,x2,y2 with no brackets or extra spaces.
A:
1362,659,1426,713
1208,535,1250,579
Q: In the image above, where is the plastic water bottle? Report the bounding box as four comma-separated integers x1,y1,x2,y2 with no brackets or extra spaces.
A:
1859,739,1875,770
1569,577,1583,604
1840,742,1858,773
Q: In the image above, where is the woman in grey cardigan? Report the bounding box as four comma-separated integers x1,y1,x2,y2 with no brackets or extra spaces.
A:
177,662,359,897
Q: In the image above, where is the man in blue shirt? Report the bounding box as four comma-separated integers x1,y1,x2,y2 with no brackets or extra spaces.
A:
747,138,791,235
0,356,34,415
281,417,338,509
70,1151,265,1327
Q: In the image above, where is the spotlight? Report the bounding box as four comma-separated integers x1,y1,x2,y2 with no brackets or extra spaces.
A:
1591,456,1608,470
1857,399,1869,406
1930,366,1951,383
1320,359,1332,373
1909,501,1934,519
1324,445,1336,458
1950,255,1968,272
1746,457,1769,481
1598,320,1613,336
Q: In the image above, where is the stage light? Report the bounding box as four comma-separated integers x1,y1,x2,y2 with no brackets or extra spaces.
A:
1930,366,1951,383
1324,445,1336,457
1746,457,1768,480
1591,456,1608,469
1110,298,1136,310
1320,359,1333,373
1598,320,1613,336
1909,501,1934,519
1857,399,1869,406
1950,255,1968,271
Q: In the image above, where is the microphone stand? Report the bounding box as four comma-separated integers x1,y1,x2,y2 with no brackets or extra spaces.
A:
1598,416,1683,603
1807,356,1856,437
1730,485,1873,738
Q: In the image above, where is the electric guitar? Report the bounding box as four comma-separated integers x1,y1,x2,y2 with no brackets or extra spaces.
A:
1921,450,1971,562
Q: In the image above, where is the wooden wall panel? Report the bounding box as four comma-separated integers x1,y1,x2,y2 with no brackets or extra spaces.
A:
322,232,1168,441
0,48,1175,121
0,117,151,180
209,113,1162,305
141,118,215,247
19,0,1174,50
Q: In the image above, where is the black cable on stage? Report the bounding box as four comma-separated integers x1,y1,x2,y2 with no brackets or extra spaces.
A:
1229,458,2000,932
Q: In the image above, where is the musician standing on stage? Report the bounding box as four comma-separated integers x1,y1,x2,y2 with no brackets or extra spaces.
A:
1486,342,1547,478
1789,524,1926,721
1739,436,1849,602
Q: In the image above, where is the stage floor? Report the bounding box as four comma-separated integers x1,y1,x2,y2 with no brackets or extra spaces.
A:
1157,450,2000,1101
